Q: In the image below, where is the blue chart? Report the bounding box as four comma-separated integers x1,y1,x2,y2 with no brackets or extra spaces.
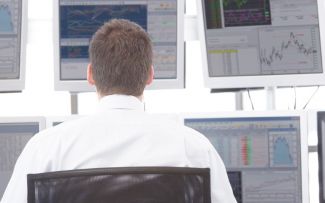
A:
273,137,293,165
0,4,14,32
269,133,297,167
60,5,148,39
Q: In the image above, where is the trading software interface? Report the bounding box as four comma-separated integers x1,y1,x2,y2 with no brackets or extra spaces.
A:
0,122,39,198
0,0,22,79
185,117,302,203
59,0,178,80
203,0,322,77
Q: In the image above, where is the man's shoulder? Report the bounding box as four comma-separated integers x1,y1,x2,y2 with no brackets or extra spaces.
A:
177,125,216,162
144,114,211,143
179,125,211,145
33,116,90,141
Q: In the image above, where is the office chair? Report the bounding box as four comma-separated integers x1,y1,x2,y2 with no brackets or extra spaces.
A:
27,167,211,203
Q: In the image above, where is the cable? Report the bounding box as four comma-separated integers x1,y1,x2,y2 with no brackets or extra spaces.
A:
302,86,320,109
247,89,255,110
288,86,295,110
293,86,297,110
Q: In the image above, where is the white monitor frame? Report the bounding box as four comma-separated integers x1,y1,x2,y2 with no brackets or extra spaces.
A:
316,111,325,203
181,111,309,203
306,110,321,203
197,0,325,89
53,0,185,92
0,0,27,92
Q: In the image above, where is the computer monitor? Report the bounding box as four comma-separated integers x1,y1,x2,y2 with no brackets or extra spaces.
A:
54,0,184,92
46,116,81,128
0,117,45,199
197,0,325,88
317,111,325,203
183,112,309,203
0,0,27,92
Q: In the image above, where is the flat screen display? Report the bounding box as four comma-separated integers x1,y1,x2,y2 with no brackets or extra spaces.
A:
59,0,178,81
185,116,303,203
202,0,322,77
0,0,22,80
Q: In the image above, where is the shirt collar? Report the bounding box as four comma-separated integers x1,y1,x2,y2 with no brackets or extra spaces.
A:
96,94,145,112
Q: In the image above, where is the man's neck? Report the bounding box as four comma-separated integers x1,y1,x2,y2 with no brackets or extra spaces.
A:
98,93,144,102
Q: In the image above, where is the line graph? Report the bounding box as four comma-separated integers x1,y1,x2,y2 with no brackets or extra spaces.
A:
259,27,321,74
260,32,317,65
244,171,299,202
60,5,148,39
223,0,271,27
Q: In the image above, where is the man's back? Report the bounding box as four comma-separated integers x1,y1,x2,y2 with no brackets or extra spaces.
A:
1,95,236,203
44,96,205,170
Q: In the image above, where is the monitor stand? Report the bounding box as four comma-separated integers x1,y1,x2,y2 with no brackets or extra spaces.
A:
70,92,79,115
210,86,276,110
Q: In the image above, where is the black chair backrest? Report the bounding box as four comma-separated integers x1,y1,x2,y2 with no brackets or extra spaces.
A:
27,167,211,203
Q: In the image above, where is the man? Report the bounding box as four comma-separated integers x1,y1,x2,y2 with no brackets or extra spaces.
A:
1,19,236,202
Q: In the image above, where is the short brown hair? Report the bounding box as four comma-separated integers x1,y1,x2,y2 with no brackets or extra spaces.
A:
89,19,153,96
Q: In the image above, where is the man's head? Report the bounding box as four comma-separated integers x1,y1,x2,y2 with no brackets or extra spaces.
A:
88,19,154,97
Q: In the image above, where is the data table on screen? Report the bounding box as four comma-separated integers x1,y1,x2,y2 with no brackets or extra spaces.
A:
185,116,303,203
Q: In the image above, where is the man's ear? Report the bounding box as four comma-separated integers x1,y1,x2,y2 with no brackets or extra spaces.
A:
146,65,154,85
87,64,95,86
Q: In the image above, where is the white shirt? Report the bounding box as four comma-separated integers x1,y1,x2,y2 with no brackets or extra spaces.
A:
1,95,236,203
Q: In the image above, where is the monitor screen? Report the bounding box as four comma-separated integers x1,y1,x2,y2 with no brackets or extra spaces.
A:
52,122,62,126
56,0,183,91
45,116,82,128
185,116,303,203
318,112,325,202
0,0,25,91
0,121,41,198
199,0,325,88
